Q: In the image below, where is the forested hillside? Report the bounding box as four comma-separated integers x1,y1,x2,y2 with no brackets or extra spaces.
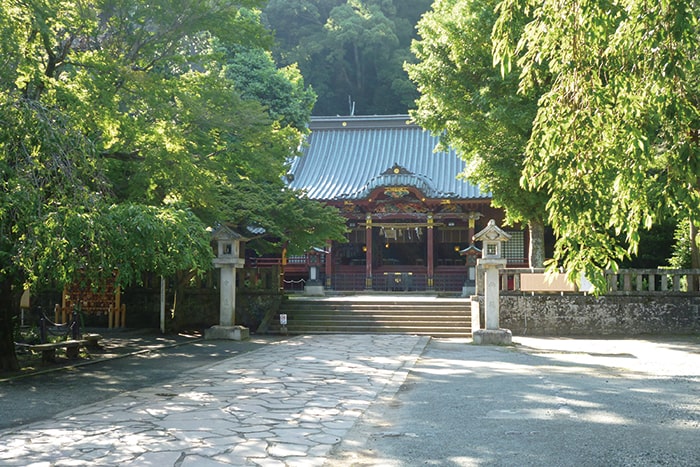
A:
263,0,432,115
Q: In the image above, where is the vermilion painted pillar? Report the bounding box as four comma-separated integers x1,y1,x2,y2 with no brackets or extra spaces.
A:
427,213,434,289
365,213,373,289
325,239,333,289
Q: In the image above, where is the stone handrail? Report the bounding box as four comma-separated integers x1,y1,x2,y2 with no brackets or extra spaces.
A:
495,268,700,295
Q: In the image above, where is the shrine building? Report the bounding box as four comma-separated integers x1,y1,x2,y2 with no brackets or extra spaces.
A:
283,115,528,292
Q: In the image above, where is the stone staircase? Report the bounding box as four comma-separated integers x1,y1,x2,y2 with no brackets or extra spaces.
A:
269,295,472,338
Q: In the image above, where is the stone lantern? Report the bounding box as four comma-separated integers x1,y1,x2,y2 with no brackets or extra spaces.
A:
459,245,481,296
305,247,326,296
205,224,249,341
472,219,512,345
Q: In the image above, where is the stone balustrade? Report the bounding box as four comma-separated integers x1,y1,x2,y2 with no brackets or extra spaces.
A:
492,268,700,295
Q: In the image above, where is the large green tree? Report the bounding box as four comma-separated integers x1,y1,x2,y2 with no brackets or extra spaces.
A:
493,0,700,291
0,0,346,371
407,0,548,267
263,0,432,115
0,94,216,370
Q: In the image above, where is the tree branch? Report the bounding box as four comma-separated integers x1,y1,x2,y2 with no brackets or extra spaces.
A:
100,150,143,161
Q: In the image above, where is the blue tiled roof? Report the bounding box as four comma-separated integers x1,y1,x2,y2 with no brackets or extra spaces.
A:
287,115,489,201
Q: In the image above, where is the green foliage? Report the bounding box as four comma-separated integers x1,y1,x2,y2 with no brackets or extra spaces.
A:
669,218,692,269
0,95,103,277
264,0,432,115
21,204,213,289
493,0,700,291
620,219,676,269
408,0,546,223
0,95,213,290
0,0,347,369
222,45,316,131
0,0,346,289
406,0,548,265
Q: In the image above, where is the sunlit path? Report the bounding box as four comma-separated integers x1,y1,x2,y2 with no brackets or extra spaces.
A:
0,335,427,466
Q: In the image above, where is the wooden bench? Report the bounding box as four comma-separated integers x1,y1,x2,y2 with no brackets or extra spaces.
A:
16,340,87,364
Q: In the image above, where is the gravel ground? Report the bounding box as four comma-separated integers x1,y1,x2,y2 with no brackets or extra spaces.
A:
327,336,700,466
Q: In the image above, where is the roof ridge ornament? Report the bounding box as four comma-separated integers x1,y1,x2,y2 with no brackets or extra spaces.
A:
382,163,412,176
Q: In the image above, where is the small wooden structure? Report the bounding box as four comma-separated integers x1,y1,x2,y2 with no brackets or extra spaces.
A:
60,276,125,328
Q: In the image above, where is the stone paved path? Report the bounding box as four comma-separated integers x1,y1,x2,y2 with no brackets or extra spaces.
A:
0,334,428,467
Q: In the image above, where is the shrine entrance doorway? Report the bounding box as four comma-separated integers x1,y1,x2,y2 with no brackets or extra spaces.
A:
373,223,427,268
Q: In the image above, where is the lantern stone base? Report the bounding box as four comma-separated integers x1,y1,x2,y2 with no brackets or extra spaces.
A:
461,284,475,297
205,325,250,341
472,328,512,346
304,284,325,296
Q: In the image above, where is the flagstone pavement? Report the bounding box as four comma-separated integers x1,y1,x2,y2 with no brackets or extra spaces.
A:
0,334,428,467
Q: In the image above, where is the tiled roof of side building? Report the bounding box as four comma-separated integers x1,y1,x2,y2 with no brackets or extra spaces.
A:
287,115,490,201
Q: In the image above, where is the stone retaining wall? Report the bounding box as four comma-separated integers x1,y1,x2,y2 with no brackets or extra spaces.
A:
483,294,700,336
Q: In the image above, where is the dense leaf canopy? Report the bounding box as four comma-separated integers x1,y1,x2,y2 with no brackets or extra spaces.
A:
406,0,549,266
493,0,700,290
263,0,432,115
0,0,346,370
407,0,698,285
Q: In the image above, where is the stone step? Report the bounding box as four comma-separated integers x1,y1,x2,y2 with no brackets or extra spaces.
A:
285,316,470,324
271,296,472,338
280,305,468,312
277,328,471,338
280,302,468,311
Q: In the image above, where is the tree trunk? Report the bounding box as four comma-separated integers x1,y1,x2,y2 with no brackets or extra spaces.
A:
690,219,699,269
0,279,20,372
353,43,362,92
528,218,545,268
690,218,700,292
